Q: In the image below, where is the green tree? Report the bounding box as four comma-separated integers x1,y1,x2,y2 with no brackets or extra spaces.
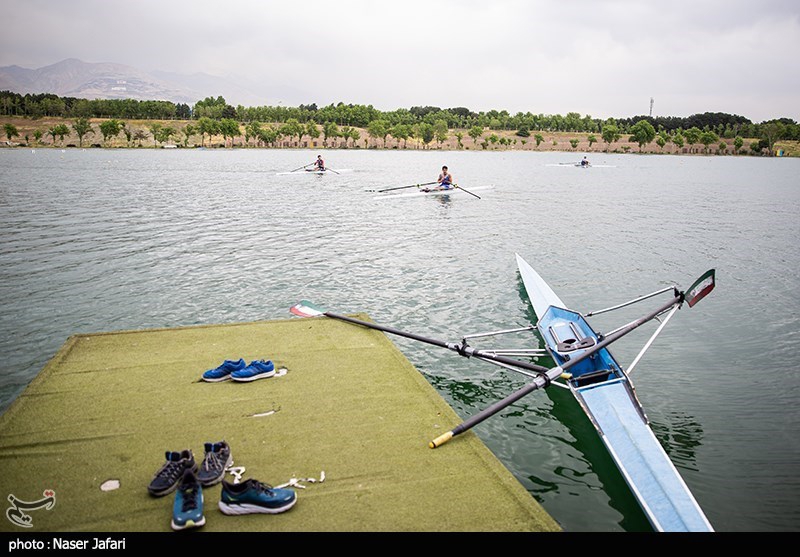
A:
72,118,94,147
733,136,744,154
455,131,464,149
182,123,196,147
280,118,304,145
33,130,43,144
699,130,719,154
148,122,163,146
587,134,597,149
534,133,544,149
516,125,530,137
601,124,620,151
51,123,70,145
258,125,278,146
672,131,685,151
99,119,122,145
306,121,320,144
156,126,176,146
419,122,434,148
367,119,389,147
197,117,218,147
218,119,240,147
4,123,19,143
629,119,656,152
684,127,702,152
469,126,484,146
761,121,786,156
569,138,579,149
244,121,261,146
718,141,727,154
433,119,448,147
390,124,410,148
322,121,339,147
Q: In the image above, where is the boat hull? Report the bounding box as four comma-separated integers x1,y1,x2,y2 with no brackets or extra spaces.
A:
515,253,714,532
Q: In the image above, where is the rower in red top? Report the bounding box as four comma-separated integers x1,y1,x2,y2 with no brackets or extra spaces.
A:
312,154,325,171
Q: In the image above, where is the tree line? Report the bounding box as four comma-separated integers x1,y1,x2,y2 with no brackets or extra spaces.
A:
2,90,797,155
3,90,797,139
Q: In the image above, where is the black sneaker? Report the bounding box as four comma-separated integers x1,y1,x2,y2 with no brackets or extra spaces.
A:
197,441,232,487
148,449,197,497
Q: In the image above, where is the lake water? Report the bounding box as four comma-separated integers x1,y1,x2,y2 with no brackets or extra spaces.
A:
1,147,798,532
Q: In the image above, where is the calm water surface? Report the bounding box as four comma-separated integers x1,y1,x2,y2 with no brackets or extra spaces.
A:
1,147,798,532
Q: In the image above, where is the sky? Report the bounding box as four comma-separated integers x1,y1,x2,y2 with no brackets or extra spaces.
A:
3,0,799,122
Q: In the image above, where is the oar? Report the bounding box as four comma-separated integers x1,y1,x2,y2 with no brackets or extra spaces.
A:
453,185,481,199
429,269,716,448
290,163,312,172
326,168,340,175
289,300,551,375
374,181,438,193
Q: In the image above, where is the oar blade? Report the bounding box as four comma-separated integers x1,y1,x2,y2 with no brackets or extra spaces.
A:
684,269,715,308
290,300,326,318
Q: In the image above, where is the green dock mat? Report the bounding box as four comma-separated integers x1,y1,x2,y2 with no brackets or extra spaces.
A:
0,315,561,532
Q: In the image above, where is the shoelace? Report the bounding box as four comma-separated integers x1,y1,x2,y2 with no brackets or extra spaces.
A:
202,449,225,472
156,459,185,483
180,485,199,512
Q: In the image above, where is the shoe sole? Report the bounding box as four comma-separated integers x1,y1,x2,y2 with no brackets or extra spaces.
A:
201,375,232,382
230,371,275,382
171,516,206,530
218,496,296,515
198,454,233,487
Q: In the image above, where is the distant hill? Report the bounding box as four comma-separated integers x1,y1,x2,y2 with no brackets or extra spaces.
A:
0,58,267,107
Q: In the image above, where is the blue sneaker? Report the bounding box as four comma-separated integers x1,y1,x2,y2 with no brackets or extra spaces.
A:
231,360,275,382
202,358,246,382
218,478,297,515
171,469,205,531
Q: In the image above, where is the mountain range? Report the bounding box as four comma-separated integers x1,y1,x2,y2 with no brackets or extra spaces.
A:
0,58,269,107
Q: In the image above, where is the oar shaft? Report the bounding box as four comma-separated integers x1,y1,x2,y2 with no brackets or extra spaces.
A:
324,312,549,374
378,181,437,193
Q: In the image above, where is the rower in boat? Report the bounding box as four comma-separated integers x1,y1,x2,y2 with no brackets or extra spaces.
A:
310,154,325,172
423,166,455,192
579,156,590,167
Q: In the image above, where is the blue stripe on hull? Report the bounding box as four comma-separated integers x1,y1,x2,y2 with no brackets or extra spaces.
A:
577,381,714,532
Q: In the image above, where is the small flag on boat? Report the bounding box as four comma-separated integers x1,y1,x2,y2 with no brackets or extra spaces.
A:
685,269,715,308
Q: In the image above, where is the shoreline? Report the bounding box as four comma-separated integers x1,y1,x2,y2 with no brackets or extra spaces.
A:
2,116,797,157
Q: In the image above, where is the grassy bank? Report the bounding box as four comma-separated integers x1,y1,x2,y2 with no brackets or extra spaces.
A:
2,115,796,156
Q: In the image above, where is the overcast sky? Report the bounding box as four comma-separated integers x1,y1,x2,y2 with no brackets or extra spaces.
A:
3,0,799,122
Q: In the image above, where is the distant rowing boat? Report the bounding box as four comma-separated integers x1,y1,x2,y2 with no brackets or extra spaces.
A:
276,168,352,175
374,185,492,200
545,163,616,168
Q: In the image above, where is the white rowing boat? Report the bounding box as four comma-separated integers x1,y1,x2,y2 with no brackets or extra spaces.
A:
515,254,714,532
373,185,492,200
289,254,716,531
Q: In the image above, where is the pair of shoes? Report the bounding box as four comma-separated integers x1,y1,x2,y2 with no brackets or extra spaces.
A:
148,441,231,496
219,478,297,515
202,359,275,382
148,450,198,497
171,469,205,530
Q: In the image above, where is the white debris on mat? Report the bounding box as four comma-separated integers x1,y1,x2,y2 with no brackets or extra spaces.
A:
100,479,120,491
275,367,288,377
250,410,276,418
275,471,325,489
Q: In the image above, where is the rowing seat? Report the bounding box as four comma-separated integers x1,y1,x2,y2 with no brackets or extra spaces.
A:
548,321,597,354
